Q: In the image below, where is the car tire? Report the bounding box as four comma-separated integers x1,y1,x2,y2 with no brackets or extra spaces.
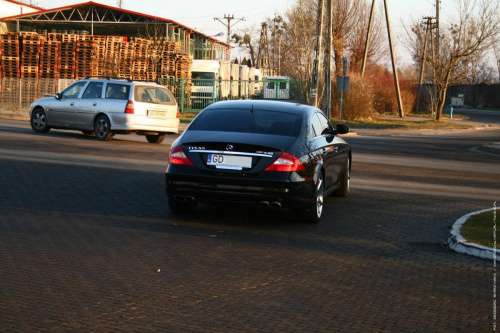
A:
146,134,166,144
94,115,113,141
168,195,197,213
30,107,51,133
299,173,324,224
333,157,350,197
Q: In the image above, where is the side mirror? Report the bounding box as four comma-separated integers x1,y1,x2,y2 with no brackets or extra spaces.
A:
55,93,62,100
335,123,350,135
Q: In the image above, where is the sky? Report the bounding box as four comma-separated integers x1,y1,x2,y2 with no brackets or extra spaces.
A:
28,0,466,65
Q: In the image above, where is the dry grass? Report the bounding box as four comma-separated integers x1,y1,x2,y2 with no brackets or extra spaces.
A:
460,210,499,248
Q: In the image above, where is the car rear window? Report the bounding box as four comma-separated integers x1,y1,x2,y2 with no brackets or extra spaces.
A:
189,108,302,137
134,85,175,104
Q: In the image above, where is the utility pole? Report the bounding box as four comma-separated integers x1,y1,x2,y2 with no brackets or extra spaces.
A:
214,14,245,45
324,0,333,118
383,0,404,118
311,0,325,108
361,0,376,76
256,23,271,71
416,17,433,113
434,0,440,119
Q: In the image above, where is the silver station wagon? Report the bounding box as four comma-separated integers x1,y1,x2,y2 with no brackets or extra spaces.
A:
29,77,179,143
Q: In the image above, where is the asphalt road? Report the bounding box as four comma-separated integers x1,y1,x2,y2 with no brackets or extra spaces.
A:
0,118,499,332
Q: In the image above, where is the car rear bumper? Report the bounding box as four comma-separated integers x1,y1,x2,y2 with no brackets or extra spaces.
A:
110,113,179,134
165,168,314,209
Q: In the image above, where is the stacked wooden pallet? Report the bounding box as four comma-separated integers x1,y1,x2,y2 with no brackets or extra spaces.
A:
0,33,20,78
175,54,192,79
39,40,60,78
0,32,194,83
91,35,107,77
158,41,180,78
118,41,134,79
20,33,43,78
75,39,93,79
49,33,76,79
131,38,150,80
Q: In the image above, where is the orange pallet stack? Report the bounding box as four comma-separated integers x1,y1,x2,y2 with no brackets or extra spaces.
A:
131,38,149,81
175,54,192,79
59,40,76,79
159,41,180,79
118,41,134,79
20,38,41,78
39,40,60,79
0,33,20,78
91,35,107,76
75,38,93,79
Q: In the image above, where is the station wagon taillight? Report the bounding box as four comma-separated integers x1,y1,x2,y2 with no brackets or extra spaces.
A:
169,146,194,166
264,153,305,172
125,100,134,114
176,106,180,119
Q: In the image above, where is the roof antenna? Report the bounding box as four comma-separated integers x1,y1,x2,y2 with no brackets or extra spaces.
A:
250,104,254,113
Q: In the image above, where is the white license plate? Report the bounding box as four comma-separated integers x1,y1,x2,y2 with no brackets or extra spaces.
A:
207,154,252,170
147,110,166,118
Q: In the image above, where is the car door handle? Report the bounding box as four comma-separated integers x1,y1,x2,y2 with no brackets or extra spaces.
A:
93,103,97,106
70,102,75,106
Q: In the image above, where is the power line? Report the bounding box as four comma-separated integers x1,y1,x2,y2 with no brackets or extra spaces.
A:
214,14,245,45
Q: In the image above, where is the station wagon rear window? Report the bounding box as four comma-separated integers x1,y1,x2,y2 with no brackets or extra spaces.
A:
135,86,175,104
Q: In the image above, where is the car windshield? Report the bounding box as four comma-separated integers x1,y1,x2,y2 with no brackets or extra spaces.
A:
189,108,302,137
62,81,87,98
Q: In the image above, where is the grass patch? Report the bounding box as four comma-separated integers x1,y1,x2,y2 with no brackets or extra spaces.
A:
460,209,499,248
343,118,472,130
179,112,198,123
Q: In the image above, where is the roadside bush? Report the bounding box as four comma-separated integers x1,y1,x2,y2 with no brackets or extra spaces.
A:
367,64,418,115
330,73,376,121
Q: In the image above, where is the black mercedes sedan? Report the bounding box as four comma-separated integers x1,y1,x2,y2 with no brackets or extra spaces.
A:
165,100,351,223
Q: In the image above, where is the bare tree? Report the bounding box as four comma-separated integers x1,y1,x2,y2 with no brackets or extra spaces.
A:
404,0,500,120
232,26,259,65
280,0,319,104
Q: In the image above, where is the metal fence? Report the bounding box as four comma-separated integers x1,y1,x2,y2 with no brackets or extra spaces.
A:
0,78,307,112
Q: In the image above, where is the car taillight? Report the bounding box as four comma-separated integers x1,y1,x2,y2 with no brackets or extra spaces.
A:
169,146,194,166
264,152,305,172
176,106,180,119
125,100,134,114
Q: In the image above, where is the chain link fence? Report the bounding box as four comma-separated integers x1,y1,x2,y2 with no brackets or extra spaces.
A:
0,78,308,113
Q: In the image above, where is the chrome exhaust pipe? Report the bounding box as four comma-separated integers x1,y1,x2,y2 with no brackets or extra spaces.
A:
270,201,282,209
173,194,186,202
259,201,270,208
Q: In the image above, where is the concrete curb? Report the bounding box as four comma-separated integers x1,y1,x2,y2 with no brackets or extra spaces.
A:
448,208,499,261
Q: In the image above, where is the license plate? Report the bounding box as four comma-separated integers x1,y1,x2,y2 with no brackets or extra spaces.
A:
147,110,166,118
207,154,252,170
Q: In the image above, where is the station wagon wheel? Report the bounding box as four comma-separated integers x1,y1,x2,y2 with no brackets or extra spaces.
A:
94,115,113,141
299,173,324,224
30,107,51,133
146,134,166,144
333,157,350,197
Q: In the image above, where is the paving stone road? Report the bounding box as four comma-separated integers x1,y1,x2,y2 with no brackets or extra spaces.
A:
0,117,499,332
